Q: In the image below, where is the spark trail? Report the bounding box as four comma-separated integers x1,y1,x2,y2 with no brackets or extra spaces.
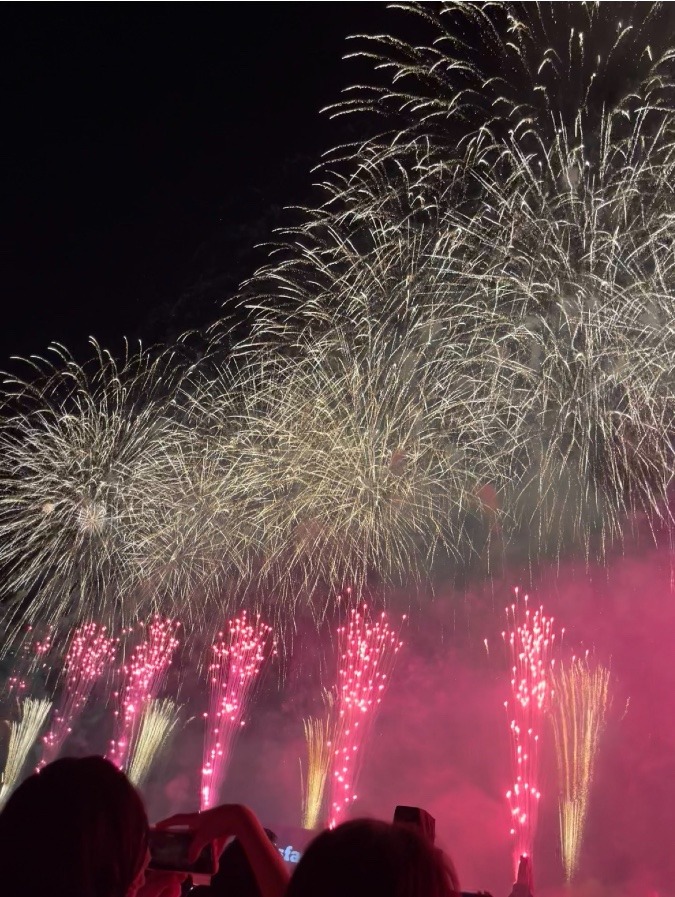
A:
502,589,560,874
127,698,180,788
201,612,275,810
39,623,117,768
108,617,179,771
551,658,611,882
329,604,403,827
300,689,335,829
0,698,52,808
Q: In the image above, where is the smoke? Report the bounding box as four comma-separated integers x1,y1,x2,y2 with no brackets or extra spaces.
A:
18,543,672,895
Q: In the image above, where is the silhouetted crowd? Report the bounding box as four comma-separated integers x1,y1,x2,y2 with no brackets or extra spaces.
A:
0,757,532,897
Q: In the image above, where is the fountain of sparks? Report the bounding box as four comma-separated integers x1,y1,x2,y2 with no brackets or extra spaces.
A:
108,617,179,770
300,689,335,830
502,589,560,876
201,612,275,810
551,657,611,882
39,623,117,768
329,604,404,828
127,697,181,788
0,697,52,808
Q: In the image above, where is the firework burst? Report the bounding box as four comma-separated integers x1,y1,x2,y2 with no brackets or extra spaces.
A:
39,622,117,768
551,657,611,882
502,589,560,874
0,342,192,634
329,604,403,828
201,612,275,810
108,617,179,771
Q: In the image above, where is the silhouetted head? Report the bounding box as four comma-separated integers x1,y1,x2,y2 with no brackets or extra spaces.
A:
0,755,149,897
285,818,460,897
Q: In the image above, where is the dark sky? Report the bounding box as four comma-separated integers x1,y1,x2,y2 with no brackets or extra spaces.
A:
1,3,390,366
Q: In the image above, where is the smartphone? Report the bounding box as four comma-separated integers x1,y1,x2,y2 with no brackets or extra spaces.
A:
393,805,436,844
148,829,217,875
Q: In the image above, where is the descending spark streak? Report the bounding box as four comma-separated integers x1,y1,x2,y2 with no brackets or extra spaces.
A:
300,689,335,829
127,698,180,788
329,605,403,828
39,623,117,768
0,698,52,808
551,658,611,882
201,612,275,810
108,617,179,771
502,589,560,874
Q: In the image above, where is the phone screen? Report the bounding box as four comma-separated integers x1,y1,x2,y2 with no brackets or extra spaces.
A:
148,830,216,875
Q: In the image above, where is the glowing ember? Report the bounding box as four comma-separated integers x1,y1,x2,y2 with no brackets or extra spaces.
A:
108,617,179,770
329,603,404,828
502,588,560,876
201,611,275,810
39,623,117,768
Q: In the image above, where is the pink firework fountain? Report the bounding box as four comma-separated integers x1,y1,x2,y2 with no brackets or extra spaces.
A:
201,612,275,810
329,604,404,828
502,588,560,876
39,623,117,768
108,617,179,769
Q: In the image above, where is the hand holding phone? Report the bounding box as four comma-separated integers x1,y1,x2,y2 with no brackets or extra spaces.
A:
148,829,217,876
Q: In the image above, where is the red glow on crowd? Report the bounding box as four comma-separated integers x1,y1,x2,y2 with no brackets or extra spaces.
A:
201,612,275,810
39,622,117,768
329,603,404,828
108,617,179,769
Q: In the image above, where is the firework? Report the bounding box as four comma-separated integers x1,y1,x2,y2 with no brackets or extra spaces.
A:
502,589,559,874
201,612,275,810
551,658,611,882
0,698,52,808
218,314,515,607
300,689,335,829
2,2,675,626
126,698,180,788
329,604,403,827
108,617,179,770
0,341,194,635
39,623,117,768
240,1,675,566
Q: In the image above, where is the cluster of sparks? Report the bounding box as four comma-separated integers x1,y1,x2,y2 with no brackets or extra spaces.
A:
0,698,52,809
551,658,611,882
0,5,674,633
39,623,117,768
503,590,560,873
300,689,336,829
108,617,179,771
126,697,181,788
329,605,403,828
201,612,275,810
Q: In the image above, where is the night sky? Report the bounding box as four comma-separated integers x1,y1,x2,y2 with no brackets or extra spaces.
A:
1,3,390,366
